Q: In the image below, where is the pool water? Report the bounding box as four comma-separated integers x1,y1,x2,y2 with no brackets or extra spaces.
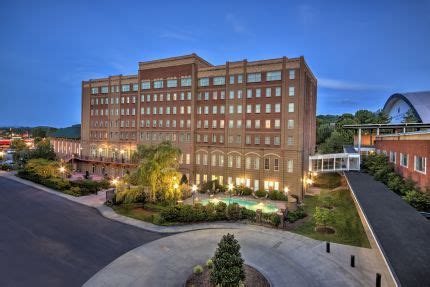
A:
201,197,279,213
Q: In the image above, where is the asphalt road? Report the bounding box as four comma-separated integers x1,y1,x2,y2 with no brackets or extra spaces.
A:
0,176,165,287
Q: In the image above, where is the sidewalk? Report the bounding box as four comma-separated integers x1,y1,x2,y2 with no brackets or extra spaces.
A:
0,172,248,234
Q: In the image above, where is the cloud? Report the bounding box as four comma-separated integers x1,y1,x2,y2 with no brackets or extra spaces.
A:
160,29,196,41
319,78,388,91
298,4,317,25
225,13,254,36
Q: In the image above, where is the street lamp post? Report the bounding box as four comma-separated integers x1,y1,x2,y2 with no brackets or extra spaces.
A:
228,183,234,205
191,184,197,205
59,166,65,181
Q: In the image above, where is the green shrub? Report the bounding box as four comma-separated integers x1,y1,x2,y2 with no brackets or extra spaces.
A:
193,265,203,275
206,259,214,269
234,185,253,196
227,203,241,220
215,201,227,220
210,234,245,286
255,189,267,198
270,213,281,227
314,207,334,227
287,207,306,223
241,208,256,221
115,187,147,204
387,172,405,195
68,186,82,196
268,190,288,201
403,190,430,212
70,179,110,195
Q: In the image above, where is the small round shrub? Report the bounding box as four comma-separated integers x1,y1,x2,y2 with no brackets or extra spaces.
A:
206,259,213,269
193,265,203,275
255,189,267,198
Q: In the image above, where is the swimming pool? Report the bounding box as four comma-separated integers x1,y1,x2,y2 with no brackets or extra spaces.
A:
201,197,279,213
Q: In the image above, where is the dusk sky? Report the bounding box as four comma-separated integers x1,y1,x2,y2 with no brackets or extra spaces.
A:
1,0,429,127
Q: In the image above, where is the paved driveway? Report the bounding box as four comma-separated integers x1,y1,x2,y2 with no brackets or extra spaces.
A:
85,228,390,287
0,176,164,287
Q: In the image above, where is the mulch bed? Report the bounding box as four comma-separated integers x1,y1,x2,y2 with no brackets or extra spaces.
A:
186,264,269,287
315,226,336,234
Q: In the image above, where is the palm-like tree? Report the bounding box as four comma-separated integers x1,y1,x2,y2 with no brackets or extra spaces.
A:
132,141,182,202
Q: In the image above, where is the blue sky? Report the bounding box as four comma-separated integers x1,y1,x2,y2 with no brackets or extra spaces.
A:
1,0,429,127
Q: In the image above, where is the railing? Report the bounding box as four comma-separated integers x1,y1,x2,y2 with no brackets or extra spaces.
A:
75,155,137,165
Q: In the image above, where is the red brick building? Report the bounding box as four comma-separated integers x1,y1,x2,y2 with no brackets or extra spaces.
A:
375,131,430,192
74,54,317,199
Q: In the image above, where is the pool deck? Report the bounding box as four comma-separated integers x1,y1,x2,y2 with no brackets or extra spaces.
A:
182,192,287,212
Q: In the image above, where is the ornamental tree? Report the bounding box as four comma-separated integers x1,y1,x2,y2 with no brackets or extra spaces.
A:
210,233,245,286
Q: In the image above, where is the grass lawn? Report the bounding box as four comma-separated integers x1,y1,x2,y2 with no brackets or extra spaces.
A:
292,189,371,248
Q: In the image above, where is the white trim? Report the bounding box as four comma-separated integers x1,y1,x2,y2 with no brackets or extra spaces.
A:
414,156,427,174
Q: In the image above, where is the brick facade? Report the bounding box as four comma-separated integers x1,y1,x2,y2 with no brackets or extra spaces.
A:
375,133,430,192
77,54,317,199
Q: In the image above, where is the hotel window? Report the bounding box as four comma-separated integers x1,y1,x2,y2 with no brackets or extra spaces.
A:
220,105,225,114
237,105,242,114
236,156,241,168
247,73,261,83
246,135,251,144
204,106,209,114
275,87,281,97
197,121,202,129
91,87,98,94
220,91,225,99
238,74,243,83
166,120,170,127
229,120,234,128
213,76,225,85
255,136,260,145
255,120,261,129
203,154,208,165
266,71,281,81
229,91,235,99
287,136,293,145
173,93,177,100
132,84,138,91
288,103,295,112
255,104,261,113
246,104,252,113
288,120,294,129
266,88,271,97
187,106,191,114
238,90,243,99
186,154,190,164
166,93,171,101
229,75,235,84
187,92,191,100
264,158,270,170
265,136,271,145
211,154,217,166
212,134,217,142
246,120,251,128
181,77,191,87
141,81,150,90
154,80,163,89
274,136,280,145
199,77,209,86
204,120,209,128
275,103,281,113
237,120,242,128
167,79,177,88
274,158,279,171
101,86,108,93
256,88,261,98
247,89,252,98
220,120,225,128
254,158,260,169
275,119,280,129
389,151,396,163
180,92,184,100
196,154,201,165
229,105,234,114
228,155,233,167
180,106,185,114
265,120,271,129
147,94,151,102
204,92,209,100
246,157,251,169
265,104,271,113
400,153,408,167
212,106,218,114
414,156,426,174
228,136,234,143
289,87,295,96
287,160,293,172
219,155,224,166
289,69,295,80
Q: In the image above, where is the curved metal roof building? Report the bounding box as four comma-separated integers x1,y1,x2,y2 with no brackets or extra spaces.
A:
383,91,430,123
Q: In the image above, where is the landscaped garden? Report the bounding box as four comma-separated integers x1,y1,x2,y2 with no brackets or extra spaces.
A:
291,188,371,248
362,153,430,212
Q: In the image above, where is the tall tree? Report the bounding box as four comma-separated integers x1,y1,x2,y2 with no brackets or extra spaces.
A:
374,109,391,124
29,139,56,160
402,108,420,123
132,141,182,202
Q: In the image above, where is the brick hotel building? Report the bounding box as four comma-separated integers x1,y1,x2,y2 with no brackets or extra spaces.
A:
77,54,317,198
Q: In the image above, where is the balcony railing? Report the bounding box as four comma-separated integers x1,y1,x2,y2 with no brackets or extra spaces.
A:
76,155,138,165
